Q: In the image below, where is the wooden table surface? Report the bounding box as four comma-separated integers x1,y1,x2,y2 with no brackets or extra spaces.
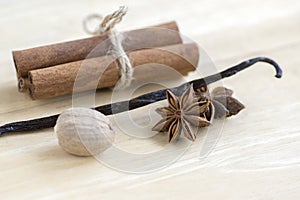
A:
1,0,299,199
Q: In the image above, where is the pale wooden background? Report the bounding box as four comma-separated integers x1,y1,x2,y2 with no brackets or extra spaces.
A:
1,0,300,199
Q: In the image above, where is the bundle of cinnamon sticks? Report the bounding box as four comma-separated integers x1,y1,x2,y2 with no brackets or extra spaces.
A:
12,21,199,100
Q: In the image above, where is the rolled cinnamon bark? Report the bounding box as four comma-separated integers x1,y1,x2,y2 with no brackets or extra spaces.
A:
13,21,182,78
28,43,199,100
18,77,31,92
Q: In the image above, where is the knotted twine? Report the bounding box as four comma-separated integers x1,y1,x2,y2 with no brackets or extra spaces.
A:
83,6,133,89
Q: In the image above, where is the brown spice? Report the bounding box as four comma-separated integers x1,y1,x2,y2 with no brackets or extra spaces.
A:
28,43,199,100
152,84,212,142
13,21,182,78
195,86,245,118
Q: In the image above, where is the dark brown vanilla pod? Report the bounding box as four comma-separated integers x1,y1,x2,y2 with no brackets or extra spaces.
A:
0,57,282,136
12,21,182,78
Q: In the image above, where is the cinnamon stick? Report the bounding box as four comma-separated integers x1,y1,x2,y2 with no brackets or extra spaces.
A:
13,21,182,78
28,43,199,100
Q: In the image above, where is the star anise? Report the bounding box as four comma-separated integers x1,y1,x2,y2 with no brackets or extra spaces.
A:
195,86,245,118
152,84,213,142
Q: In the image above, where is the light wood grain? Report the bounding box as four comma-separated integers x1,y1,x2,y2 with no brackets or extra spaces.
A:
0,0,299,199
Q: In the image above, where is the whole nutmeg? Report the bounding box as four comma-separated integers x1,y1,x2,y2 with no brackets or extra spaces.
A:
55,107,115,156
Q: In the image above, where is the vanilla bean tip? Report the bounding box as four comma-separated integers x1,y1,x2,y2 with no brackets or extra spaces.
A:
255,57,282,78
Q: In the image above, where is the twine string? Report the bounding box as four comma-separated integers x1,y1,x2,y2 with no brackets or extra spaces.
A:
83,6,133,89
